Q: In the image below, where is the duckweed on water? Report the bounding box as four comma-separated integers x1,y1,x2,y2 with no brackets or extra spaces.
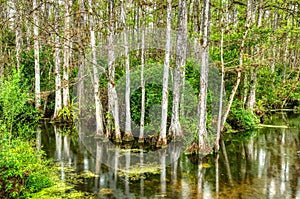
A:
118,163,161,181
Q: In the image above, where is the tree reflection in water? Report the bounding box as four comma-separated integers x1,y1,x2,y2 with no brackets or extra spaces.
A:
41,113,300,198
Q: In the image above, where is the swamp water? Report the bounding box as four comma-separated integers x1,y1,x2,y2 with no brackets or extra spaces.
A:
39,113,300,198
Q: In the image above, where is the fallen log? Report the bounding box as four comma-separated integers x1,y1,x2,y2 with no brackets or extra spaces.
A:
258,124,288,128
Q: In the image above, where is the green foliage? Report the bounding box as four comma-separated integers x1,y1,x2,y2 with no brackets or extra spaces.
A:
57,100,79,123
256,66,300,109
0,69,51,198
227,101,260,131
130,83,172,125
185,59,200,95
0,69,40,138
0,139,52,198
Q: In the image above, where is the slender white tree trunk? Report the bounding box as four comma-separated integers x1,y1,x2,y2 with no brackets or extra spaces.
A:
77,0,86,117
243,72,248,107
139,26,145,143
108,0,121,141
14,0,21,71
121,0,133,141
63,0,71,107
271,43,276,73
257,0,263,27
283,30,289,81
247,1,259,110
169,0,187,138
198,0,210,148
25,16,31,51
33,0,41,110
158,0,172,147
216,3,225,151
246,68,257,109
54,4,62,119
193,0,200,54
89,0,104,137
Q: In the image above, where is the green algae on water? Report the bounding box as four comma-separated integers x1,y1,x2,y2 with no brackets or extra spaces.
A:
30,175,95,199
118,163,161,181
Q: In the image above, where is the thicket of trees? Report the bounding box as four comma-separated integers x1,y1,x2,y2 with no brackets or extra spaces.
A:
0,0,299,152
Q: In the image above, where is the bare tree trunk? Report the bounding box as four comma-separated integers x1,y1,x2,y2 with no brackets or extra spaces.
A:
271,42,276,73
193,0,200,54
54,4,62,119
169,0,187,138
198,0,210,149
221,70,241,131
63,0,71,107
283,31,289,81
247,1,259,110
108,0,121,141
89,0,104,137
243,72,248,107
14,0,21,71
257,0,263,27
215,3,225,151
139,24,145,143
158,0,172,147
25,15,31,51
120,0,133,141
246,67,257,110
33,0,41,110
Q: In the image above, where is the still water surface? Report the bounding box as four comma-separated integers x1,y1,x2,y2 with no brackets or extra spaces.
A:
41,113,300,198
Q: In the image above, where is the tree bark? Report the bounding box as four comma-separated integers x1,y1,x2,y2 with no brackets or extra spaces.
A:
197,0,210,149
63,0,71,107
121,0,133,141
158,0,172,147
33,0,41,110
54,4,62,119
14,0,21,71
77,0,86,118
107,0,121,141
246,67,257,110
89,0,104,137
139,22,145,143
169,0,187,138
215,2,225,151
283,30,289,81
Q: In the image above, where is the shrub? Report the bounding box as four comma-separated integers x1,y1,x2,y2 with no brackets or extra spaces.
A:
0,69,40,139
227,101,260,131
0,139,52,198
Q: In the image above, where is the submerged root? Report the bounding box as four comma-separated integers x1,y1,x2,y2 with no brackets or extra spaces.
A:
156,137,167,148
138,138,144,143
122,132,134,142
